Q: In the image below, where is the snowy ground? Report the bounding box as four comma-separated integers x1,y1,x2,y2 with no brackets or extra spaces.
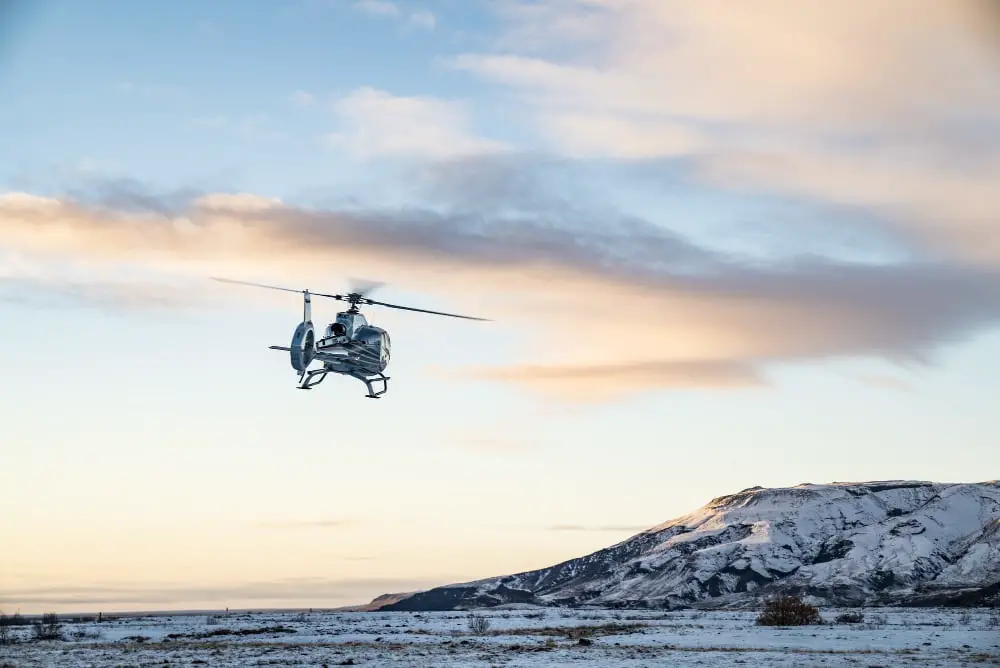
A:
3,606,999,667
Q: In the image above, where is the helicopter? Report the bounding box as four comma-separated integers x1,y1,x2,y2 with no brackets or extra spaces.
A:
211,276,489,398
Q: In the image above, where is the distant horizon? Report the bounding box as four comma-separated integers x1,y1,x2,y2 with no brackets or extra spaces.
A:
2,605,384,619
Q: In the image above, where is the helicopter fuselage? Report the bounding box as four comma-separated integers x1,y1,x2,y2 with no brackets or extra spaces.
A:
314,310,391,376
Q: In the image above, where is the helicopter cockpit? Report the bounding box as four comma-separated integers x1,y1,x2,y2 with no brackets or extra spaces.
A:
333,311,367,338
318,322,348,349
319,311,368,346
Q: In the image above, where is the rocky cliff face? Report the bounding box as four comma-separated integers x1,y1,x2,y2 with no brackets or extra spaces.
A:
375,480,1000,610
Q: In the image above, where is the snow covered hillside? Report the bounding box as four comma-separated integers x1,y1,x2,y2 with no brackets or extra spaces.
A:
377,481,1000,610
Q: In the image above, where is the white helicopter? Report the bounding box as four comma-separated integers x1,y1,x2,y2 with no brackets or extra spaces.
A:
212,276,489,398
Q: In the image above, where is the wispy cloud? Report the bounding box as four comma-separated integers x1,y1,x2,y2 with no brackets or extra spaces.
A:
325,87,507,159
450,0,1000,266
854,374,919,394
0,275,206,313
465,360,765,402
352,0,436,30
353,0,398,17
408,9,436,30
289,89,315,108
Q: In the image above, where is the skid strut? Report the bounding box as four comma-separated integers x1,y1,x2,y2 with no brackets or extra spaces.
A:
295,366,389,398
350,371,389,399
297,368,329,390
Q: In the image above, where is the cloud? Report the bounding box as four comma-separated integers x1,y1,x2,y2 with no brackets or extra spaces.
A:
352,0,436,30
325,87,507,159
11,3,990,402
3,165,1000,401
353,0,399,17
289,90,315,108
408,9,436,30
465,360,765,402
61,176,202,219
450,0,1000,265
0,275,206,313
854,374,918,394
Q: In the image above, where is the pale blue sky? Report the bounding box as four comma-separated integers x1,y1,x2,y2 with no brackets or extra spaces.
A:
2,0,999,613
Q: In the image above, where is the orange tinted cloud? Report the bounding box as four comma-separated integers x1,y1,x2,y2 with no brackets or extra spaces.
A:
3,178,999,400
465,359,765,402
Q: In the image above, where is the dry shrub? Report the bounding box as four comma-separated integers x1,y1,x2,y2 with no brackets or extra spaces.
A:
467,613,490,634
31,613,63,641
755,596,821,626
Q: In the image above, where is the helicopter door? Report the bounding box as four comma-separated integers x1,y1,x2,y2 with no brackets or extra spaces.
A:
380,331,391,367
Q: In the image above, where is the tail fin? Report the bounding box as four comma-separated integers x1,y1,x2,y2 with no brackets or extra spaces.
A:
303,289,312,324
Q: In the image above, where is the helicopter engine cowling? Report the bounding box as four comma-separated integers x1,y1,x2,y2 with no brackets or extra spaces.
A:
351,325,390,374
290,321,315,373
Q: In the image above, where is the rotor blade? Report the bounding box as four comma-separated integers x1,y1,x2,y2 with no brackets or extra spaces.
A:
363,298,491,321
210,277,305,294
211,276,489,319
311,291,350,301
212,277,349,302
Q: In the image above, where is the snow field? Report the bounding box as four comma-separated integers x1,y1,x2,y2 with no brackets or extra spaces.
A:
4,606,999,667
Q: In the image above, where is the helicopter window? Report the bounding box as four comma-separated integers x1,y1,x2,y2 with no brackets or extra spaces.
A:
332,323,346,336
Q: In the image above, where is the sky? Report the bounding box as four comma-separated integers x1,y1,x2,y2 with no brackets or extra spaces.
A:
2,0,999,614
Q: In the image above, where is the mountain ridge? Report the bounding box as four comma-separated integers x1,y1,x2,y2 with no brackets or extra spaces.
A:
370,480,1000,611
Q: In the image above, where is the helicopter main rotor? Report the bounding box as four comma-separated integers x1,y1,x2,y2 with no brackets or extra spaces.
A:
210,276,491,321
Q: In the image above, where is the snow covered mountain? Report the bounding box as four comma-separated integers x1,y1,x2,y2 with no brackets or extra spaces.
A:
376,480,1000,610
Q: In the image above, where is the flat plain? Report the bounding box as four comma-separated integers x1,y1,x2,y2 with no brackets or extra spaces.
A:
3,606,999,667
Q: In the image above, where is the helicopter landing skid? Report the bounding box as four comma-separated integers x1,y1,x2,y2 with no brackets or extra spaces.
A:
350,371,389,399
297,368,329,390
294,366,389,398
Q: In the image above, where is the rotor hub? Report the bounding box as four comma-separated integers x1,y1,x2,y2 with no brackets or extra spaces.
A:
346,293,366,312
